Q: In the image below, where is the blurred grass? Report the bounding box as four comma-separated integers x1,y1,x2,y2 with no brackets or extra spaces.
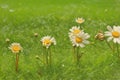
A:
0,0,120,80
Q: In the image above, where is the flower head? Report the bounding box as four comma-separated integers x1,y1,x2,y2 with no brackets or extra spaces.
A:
70,32,90,47
9,43,23,54
6,38,10,43
95,31,105,40
105,26,120,44
69,26,83,37
41,36,56,48
76,17,85,24
34,33,38,37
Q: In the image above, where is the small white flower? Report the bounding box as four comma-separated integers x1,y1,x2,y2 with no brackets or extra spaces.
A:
70,32,90,47
76,17,85,24
41,36,56,48
9,43,23,54
105,26,120,44
69,26,83,37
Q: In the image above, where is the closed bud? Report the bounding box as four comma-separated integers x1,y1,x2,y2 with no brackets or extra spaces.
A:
95,31,105,41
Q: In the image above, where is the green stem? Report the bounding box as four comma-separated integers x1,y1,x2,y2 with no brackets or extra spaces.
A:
73,46,76,63
116,43,119,58
46,48,48,66
16,53,19,72
76,47,79,65
49,48,52,66
105,39,113,52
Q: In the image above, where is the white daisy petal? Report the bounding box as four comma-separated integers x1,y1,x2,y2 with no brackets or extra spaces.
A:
116,38,120,44
80,43,85,47
83,40,89,44
113,38,117,43
104,31,112,36
107,26,112,31
107,37,113,42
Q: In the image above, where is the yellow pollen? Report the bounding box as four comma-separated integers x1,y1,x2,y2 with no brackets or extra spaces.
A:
44,39,51,45
12,45,20,51
78,19,83,22
73,29,80,34
76,37,83,43
112,31,120,38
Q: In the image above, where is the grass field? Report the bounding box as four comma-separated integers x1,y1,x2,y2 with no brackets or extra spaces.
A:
0,0,120,80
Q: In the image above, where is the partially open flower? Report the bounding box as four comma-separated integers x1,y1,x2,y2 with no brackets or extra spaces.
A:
9,43,23,54
41,36,56,48
6,38,10,43
34,33,38,37
76,17,85,24
35,55,40,59
95,31,105,40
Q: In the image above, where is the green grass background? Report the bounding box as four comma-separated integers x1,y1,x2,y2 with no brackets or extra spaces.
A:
0,0,120,80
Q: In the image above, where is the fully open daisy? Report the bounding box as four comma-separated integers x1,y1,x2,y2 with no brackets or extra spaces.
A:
69,26,83,37
9,42,22,72
41,36,56,48
105,26,120,44
70,32,90,47
9,43,22,54
76,17,85,24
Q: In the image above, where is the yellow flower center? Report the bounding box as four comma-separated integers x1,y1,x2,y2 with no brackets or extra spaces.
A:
12,45,21,51
112,31,120,38
76,37,83,43
44,39,51,45
78,19,83,23
73,29,80,34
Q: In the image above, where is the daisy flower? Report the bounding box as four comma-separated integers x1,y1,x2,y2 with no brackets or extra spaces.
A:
70,32,90,47
9,43,23,54
105,26,120,44
41,36,56,48
69,26,83,37
76,17,85,24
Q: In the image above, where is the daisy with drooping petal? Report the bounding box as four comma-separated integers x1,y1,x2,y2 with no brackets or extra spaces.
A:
70,32,90,47
105,26,120,44
9,43,23,54
76,17,85,24
9,42,22,72
41,36,56,48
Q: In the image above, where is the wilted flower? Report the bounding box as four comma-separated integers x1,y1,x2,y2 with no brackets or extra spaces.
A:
76,17,85,24
41,36,56,48
9,43,23,53
95,31,105,40
105,26,120,44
